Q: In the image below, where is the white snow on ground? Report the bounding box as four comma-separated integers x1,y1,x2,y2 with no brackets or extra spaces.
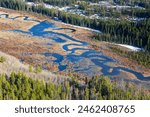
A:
26,2,101,33
127,17,145,22
74,5,79,8
26,2,38,6
60,22,101,33
90,1,145,9
90,14,100,19
44,4,59,9
25,2,144,33
27,1,145,10
59,6,70,11
117,44,142,51
90,1,111,6
26,2,145,21
134,5,145,9
27,2,71,11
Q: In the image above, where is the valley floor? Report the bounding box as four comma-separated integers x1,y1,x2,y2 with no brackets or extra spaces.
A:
0,8,150,88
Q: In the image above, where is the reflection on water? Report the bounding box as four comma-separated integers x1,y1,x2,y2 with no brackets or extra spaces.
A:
1,13,150,81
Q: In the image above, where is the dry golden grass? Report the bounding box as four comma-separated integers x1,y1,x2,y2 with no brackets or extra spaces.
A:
0,51,68,83
0,15,38,31
0,7,149,80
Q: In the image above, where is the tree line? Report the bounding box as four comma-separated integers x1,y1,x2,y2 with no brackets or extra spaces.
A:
94,19,150,51
0,72,150,100
26,0,77,7
110,47,150,67
0,0,150,52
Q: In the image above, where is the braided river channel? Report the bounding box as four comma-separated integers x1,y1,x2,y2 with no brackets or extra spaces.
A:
1,13,150,81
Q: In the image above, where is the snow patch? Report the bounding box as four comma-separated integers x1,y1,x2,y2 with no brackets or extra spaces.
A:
26,2,37,6
117,44,142,51
60,22,101,33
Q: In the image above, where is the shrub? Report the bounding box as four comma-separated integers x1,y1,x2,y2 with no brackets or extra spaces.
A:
0,56,6,63
29,65,33,72
35,65,42,73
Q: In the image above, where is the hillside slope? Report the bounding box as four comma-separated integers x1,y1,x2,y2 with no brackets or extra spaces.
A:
0,51,68,83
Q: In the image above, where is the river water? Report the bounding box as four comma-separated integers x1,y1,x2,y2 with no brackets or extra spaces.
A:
1,14,150,81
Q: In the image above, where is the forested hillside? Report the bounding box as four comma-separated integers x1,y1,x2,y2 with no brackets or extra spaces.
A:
0,72,150,100
25,0,150,7
27,0,77,7
0,0,150,100
0,0,150,52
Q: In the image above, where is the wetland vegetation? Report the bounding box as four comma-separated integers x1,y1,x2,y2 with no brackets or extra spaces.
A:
0,0,150,100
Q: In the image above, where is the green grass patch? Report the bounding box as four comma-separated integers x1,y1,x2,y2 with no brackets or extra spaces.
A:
0,56,6,63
